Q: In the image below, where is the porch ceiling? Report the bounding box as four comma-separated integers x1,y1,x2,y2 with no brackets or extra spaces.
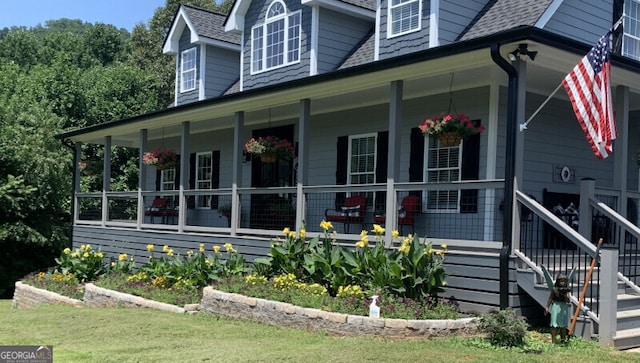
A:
60,31,640,147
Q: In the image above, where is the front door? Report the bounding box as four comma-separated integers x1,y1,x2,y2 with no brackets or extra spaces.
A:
250,124,296,230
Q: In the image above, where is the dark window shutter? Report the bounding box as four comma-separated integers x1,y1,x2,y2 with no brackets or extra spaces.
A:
335,136,348,208
460,121,481,213
211,150,220,209
174,158,180,190
409,127,425,182
375,131,388,211
155,169,161,191
408,127,425,210
187,153,196,208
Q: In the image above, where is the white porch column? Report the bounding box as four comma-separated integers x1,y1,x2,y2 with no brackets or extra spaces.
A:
179,122,190,233
101,136,111,227
231,112,244,236
73,142,82,223
297,99,310,232
137,129,148,229
613,85,629,222
599,245,619,347
384,80,402,247
512,59,527,251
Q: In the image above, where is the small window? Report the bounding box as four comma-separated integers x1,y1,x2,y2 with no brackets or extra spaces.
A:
424,137,461,212
161,168,176,192
196,152,212,208
388,0,421,37
624,0,640,60
180,48,197,92
251,1,301,73
348,133,377,203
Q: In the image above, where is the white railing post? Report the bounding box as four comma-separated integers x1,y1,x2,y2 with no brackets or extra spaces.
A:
599,245,618,347
579,178,595,241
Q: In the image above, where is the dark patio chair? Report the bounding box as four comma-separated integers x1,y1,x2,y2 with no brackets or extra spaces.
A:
373,194,420,235
144,197,167,224
325,195,367,233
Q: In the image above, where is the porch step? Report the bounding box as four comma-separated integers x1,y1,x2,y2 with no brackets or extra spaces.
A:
613,327,640,350
617,309,640,331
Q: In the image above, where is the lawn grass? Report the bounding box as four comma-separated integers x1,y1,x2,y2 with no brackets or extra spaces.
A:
1,300,637,362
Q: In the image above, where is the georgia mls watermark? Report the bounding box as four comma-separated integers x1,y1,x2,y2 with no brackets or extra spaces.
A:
0,346,52,363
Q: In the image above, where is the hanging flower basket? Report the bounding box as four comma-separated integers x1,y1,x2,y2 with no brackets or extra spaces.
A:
78,157,100,176
419,113,485,144
260,153,278,163
437,132,462,147
244,136,295,161
143,147,178,170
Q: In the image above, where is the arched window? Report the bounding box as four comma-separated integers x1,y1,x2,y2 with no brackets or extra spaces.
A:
251,1,301,73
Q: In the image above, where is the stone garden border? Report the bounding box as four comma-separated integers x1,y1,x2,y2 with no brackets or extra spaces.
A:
200,287,478,338
13,282,478,338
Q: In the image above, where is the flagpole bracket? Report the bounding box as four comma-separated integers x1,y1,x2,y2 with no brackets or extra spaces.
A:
519,123,527,132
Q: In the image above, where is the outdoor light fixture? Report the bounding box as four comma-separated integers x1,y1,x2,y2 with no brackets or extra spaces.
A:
508,44,538,61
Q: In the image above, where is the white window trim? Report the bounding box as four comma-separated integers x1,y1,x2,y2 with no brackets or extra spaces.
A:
387,0,422,39
195,151,212,209
160,168,176,192
250,1,301,74
422,137,462,213
180,48,197,93
623,0,640,61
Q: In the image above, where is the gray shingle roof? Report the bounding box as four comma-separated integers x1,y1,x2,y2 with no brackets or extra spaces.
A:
459,0,553,41
339,0,375,12
339,32,375,69
182,5,240,45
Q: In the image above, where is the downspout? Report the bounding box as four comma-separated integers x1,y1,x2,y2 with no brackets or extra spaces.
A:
490,43,518,310
61,138,77,247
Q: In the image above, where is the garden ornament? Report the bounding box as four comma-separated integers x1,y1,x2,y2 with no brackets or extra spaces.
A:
542,264,576,344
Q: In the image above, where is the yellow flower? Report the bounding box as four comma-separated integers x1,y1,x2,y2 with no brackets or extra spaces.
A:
320,220,334,231
82,252,89,258
213,245,221,254
187,250,194,257
299,229,306,238
372,224,385,235
355,240,365,248
80,244,86,251
111,262,116,267
360,230,368,238
440,243,448,250
96,253,104,258
427,248,433,255
224,243,233,251
162,245,169,252
167,249,174,257
85,244,92,251
118,253,128,261
398,244,410,255
63,247,71,254
436,250,445,256
71,252,78,258
288,231,296,239
199,243,205,253
147,244,154,252
392,230,399,239
283,227,290,236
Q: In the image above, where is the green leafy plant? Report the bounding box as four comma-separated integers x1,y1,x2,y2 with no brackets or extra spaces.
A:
21,271,84,300
478,309,529,347
387,234,448,298
254,227,312,278
54,245,107,282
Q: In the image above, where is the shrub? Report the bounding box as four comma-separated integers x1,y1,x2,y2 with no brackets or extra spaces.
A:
478,309,528,347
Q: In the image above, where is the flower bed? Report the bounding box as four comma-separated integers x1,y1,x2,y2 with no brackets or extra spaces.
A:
200,287,477,338
12,281,83,309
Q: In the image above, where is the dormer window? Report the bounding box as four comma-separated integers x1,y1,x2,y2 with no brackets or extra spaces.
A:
251,1,301,73
388,0,421,38
180,48,197,92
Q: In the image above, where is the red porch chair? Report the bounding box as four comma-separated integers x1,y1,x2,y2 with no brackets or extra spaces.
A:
144,197,167,224
325,195,367,233
373,194,420,235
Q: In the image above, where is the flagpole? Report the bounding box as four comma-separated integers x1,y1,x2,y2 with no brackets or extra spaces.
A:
519,82,563,131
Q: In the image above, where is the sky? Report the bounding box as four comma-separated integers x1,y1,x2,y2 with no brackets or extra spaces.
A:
0,0,167,31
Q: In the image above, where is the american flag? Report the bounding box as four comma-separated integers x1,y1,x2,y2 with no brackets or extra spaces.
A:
562,31,617,159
